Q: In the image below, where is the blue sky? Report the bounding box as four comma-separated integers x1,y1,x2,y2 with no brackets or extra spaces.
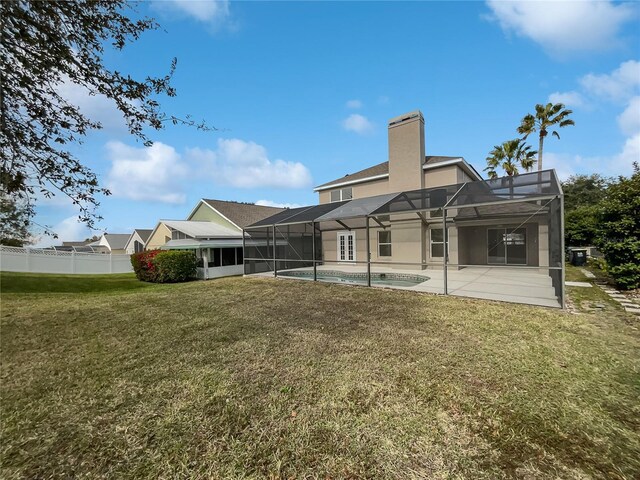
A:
35,0,640,244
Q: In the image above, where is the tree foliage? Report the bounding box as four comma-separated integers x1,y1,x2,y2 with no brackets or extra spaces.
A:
484,138,537,179
562,174,609,211
518,103,574,171
0,193,31,246
562,174,610,246
594,163,640,290
1,0,214,232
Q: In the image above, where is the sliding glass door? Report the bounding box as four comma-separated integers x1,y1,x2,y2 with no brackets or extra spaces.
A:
487,228,527,265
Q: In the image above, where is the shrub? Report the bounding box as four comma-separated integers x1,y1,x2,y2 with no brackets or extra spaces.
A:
153,250,197,283
131,250,162,282
594,163,640,290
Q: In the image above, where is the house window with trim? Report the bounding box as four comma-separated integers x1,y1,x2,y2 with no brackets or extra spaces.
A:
330,187,353,202
430,228,445,258
378,230,391,257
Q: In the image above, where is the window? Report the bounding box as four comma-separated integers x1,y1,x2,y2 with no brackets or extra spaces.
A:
221,248,236,266
330,187,353,202
171,230,192,240
378,230,391,257
430,228,444,258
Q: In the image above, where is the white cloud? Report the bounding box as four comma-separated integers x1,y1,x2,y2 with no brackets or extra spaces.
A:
346,99,363,109
188,139,313,189
618,96,640,136
255,200,304,209
154,0,232,29
580,60,640,102
54,77,126,133
342,114,374,135
31,216,93,248
106,141,189,204
545,132,639,180
548,90,586,108
486,0,637,56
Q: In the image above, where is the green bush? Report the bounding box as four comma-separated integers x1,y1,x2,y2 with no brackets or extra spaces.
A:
152,250,197,283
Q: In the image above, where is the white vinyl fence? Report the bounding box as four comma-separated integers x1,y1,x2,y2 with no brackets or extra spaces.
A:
0,246,133,274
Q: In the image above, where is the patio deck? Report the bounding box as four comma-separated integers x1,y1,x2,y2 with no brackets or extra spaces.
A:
248,265,561,308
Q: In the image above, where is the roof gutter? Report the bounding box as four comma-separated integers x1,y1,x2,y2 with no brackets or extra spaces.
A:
313,173,389,192
423,158,483,181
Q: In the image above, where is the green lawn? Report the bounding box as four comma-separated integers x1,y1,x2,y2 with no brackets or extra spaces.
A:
1,272,639,479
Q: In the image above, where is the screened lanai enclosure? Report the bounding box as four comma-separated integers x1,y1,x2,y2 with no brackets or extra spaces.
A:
244,170,564,308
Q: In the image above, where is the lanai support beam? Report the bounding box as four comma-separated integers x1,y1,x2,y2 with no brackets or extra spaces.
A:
366,216,371,287
312,221,317,282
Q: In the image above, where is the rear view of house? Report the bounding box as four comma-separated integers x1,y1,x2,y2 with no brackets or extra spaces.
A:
244,110,564,308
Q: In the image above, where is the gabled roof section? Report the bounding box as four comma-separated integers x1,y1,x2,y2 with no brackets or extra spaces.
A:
314,161,390,191
195,199,286,228
134,229,153,243
314,156,482,191
103,233,130,250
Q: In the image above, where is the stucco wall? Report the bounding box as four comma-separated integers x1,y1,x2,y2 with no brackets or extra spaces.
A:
457,222,540,267
318,177,391,204
423,165,459,188
146,223,172,250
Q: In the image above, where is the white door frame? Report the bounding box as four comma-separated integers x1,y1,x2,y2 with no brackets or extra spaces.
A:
337,230,356,263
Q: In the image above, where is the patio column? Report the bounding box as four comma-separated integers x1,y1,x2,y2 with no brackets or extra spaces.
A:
312,222,317,282
443,208,448,295
242,229,246,276
366,216,371,287
201,248,208,280
272,225,277,277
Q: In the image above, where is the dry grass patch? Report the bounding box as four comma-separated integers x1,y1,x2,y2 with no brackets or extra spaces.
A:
1,273,639,479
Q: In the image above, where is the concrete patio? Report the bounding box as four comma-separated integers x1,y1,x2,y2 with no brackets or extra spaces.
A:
249,264,561,308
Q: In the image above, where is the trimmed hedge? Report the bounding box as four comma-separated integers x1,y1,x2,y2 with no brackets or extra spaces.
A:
131,250,197,283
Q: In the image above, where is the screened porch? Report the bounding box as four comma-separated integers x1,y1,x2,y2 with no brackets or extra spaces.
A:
243,170,564,308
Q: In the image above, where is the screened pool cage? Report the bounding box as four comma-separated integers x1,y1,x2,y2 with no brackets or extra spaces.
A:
244,170,564,308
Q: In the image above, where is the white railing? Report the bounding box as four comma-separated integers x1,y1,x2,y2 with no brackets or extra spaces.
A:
0,245,133,274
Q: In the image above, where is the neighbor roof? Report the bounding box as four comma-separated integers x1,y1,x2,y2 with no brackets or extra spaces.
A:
200,199,285,228
162,220,241,238
103,233,131,250
314,156,481,191
133,229,153,243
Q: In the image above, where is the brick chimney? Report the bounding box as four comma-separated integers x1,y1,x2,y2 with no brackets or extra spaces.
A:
387,110,425,192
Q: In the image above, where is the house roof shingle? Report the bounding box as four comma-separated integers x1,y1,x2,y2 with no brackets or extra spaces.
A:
103,233,131,250
314,156,472,190
201,199,285,228
133,229,153,243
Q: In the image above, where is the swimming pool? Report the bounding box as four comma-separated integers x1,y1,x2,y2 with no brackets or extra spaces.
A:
277,270,430,288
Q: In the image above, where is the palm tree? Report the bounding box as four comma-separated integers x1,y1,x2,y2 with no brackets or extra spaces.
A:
518,103,574,171
484,139,537,179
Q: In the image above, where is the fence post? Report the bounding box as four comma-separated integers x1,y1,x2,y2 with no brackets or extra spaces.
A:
71,251,76,274
25,248,31,272
109,254,113,273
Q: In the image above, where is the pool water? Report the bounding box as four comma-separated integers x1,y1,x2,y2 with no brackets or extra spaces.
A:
278,270,430,288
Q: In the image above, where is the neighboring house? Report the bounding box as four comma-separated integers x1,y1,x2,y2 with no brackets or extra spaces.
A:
145,200,284,279
88,233,131,254
124,229,152,255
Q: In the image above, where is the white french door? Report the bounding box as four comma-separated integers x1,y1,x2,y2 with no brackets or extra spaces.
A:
337,231,356,262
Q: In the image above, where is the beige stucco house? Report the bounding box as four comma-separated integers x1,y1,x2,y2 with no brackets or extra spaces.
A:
243,109,564,307
314,110,549,270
